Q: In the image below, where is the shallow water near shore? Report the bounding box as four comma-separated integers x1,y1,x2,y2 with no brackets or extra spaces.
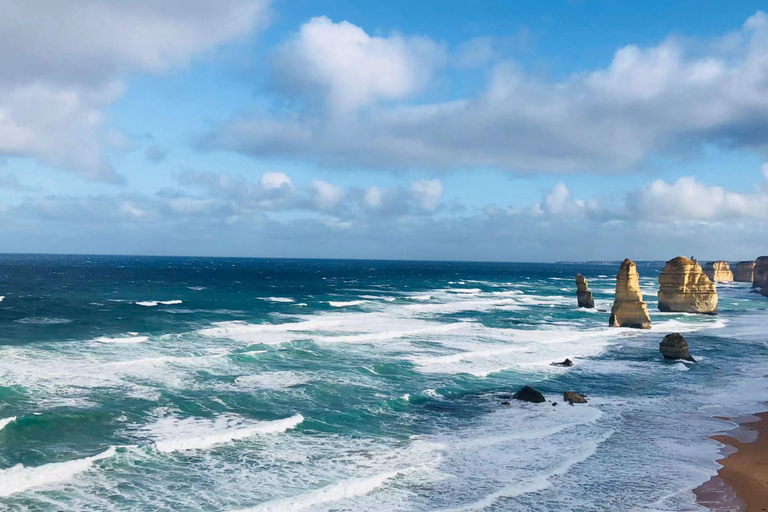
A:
1,254,767,511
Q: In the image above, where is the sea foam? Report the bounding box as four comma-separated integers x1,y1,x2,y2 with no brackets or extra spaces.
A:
0,447,116,497
147,413,304,453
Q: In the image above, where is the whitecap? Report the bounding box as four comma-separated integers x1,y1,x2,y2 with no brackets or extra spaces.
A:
328,300,368,307
232,469,405,512
0,447,116,498
146,413,304,453
0,416,17,431
259,297,295,303
94,335,148,344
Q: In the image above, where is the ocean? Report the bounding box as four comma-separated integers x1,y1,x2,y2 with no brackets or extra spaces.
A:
0,254,766,511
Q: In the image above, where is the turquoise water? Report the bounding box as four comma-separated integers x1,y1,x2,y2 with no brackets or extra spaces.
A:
1,255,767,511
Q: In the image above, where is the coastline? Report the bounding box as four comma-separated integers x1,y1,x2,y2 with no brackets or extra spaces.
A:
696,412,768,511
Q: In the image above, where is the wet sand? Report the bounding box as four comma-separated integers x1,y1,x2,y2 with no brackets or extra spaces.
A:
696,412,768,511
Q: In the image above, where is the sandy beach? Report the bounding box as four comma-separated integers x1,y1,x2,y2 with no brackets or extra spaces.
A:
696,412,768,511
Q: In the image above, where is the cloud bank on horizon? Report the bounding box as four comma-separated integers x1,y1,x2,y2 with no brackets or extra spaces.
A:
1,0,768,261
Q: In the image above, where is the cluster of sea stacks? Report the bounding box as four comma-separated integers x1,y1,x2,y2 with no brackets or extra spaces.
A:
570,255,768,328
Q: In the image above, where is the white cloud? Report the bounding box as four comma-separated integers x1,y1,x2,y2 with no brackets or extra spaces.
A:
0,0,270,180
410,179,444,211
312,180,344,210
272,16,444,113
364,186,384,209
213,11,768,174
260,172,294,191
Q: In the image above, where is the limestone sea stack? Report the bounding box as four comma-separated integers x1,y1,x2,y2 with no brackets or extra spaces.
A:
753,256,768,295
575,274,595,308
609,258,652,329
658,257,718,315
703,261,733,283
733,261,756,283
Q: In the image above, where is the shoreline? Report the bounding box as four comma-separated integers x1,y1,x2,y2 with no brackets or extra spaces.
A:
695,412,768,511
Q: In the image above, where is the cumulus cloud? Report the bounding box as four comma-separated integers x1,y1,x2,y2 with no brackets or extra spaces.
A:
0,0,270,181
211,11,768,174
410,179,444,211
312,180,344,210
272,16,445,113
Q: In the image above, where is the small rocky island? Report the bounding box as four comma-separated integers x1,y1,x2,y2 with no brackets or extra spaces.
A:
575,274,594,308
703,261,733,283
609,258,652,329
658,257,718,314
754,256,768,296
733,261,756,283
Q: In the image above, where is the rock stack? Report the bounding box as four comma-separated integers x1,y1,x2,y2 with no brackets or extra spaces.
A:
609,258,652,329
575,274,594,308
658,257,718,315
754,256,768,296
659,333,695,362
733,261,756,283
703,261,733,283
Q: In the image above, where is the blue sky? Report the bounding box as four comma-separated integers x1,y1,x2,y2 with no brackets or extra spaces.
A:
1,0,768,261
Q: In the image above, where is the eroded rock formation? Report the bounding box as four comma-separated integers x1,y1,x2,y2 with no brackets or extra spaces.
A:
658,257,718,315
513,386,546,403
659,333,695,362
703,261,733,283
733,261,756,283
609,258,652,329
575,274,595,308
754,256,768,296
563,391,587,404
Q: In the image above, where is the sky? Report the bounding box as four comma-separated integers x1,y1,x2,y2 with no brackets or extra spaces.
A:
1,0,768,262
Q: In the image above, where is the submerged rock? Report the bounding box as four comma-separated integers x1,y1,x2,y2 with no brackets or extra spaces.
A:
550,358,574,367
658,257,718,315
703,261,733,283
754,256,768,296
659,333,695,362
733,261,756,283
513,386,546,403
563,391,587,404
575,274,595,308
609,258,652,329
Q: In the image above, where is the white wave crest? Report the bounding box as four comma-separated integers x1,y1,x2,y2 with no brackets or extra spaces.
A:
0,416,17,431
259,297,295,303
233,469,404,512
94,335,148,344
136,300,182,307
14,317,72,325
148,413,304,453
328,300,368,307
0,447,116,498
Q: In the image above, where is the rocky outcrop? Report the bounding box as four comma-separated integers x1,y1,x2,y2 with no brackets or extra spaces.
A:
703,261,733,283
733,261,756,283
563,391,587,404
513,386,546,403
609,258,652,329
575,274,595,308
658,257,718,315
754,257,768,296
551,358,573,367
659,333,695,362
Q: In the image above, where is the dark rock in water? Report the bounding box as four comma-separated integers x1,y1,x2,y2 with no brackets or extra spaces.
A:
500,401,510,406
563,391,587,404
513,386,546,403
550,358,573,367
659,333,695,362
552,402,558,406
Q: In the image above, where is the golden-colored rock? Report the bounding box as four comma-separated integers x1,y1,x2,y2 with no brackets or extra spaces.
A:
733,261,756,283
575,274,594,308
609,258,651,329
703,261,733,283
658,257,718,314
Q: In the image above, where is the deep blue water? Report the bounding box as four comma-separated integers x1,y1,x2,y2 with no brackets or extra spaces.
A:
0,254,767,511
